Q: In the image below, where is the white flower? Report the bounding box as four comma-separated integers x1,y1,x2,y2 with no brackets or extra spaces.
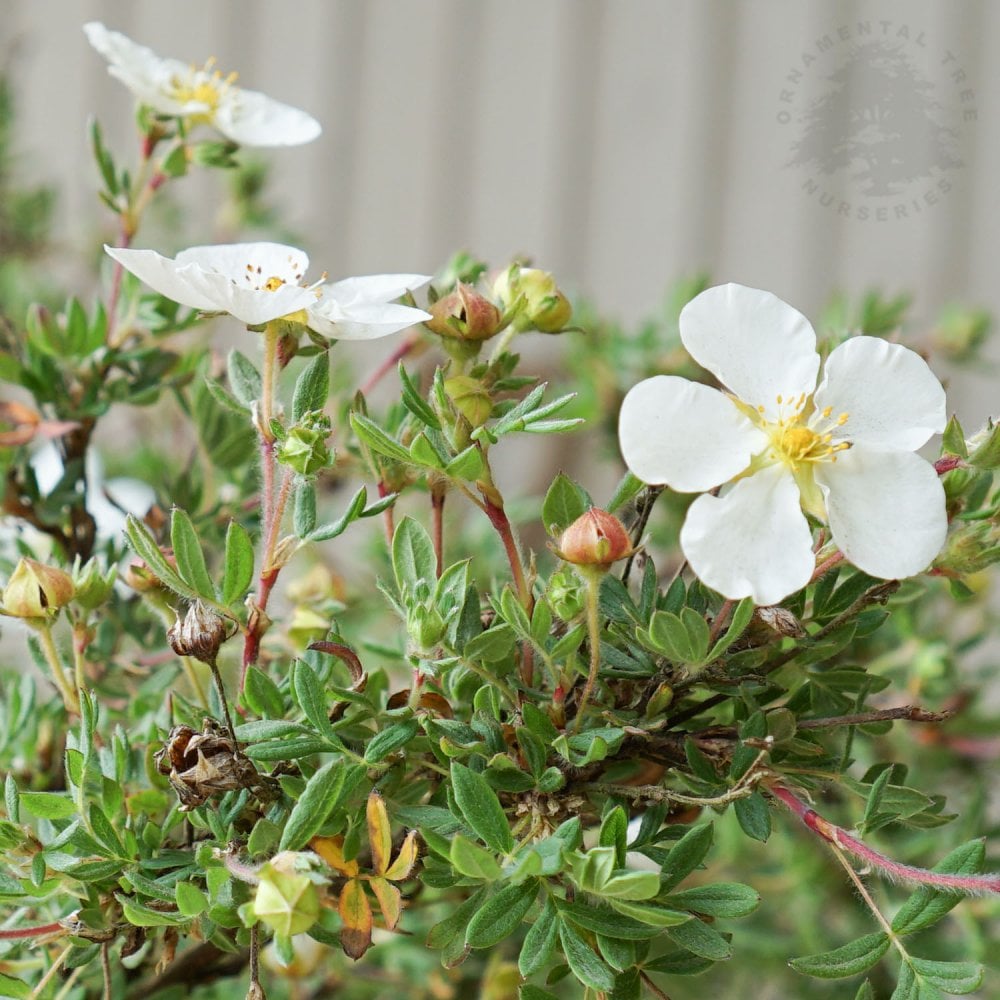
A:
307,274,432,341
618,283,948,605
84,22,321,147
105,242,431,338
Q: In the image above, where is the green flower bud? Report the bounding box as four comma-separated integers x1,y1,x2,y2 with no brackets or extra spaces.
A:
408,603,446,652
71,558,117,612
547,568,585,620
425,283,504,342
493,265,572,333
932,304,991,362
968,420,1000,471
935,521,1000,576
1,559,75,620
443,375,492,427
252,852,323,937
276,412,333,476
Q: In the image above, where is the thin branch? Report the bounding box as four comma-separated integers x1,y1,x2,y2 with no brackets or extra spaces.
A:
621,485,663,586
796,706,953,729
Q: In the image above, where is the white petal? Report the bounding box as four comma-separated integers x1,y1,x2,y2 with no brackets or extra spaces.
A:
813,336,946,451
104,247,220,312
680,284,820,417
816,446,947,579
680,464,816,605
181,269,317,325
323,274,432,307
618,376,767,492
176,243,310,285
308,301,431,341
215,88,322,147
83,23,196,116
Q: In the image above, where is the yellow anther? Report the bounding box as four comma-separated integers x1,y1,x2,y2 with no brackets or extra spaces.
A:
837,412,849,425
776,394,783,405
262,276,286,292
822,406,833,418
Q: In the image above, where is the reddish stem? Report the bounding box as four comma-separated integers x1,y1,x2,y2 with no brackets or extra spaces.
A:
377,481,395,546
771,783,1000,894
359,331,422,398
0,921,65,940
707,599,734,646
810,550,844,583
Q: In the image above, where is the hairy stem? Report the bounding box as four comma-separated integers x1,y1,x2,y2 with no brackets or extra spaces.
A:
572,572,603,732
770,783,1000,894
34,622,79,715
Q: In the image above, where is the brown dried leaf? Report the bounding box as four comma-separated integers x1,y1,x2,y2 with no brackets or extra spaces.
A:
310,835,359,877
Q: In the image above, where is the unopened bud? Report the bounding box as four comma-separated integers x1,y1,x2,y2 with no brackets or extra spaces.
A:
276,412,333,476
1,559,75,620
408,603,446,652
968,420,1000,471
425,283,504,342
168,601,230,663
493,266,572,333
251,852,324,937
444,375,493,427
71,558,117,612
547,568,585,620
935,521,1000,576
555,509,633,569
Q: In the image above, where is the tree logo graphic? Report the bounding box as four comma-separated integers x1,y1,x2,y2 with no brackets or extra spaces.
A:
778,23,976,221
791,41,961,195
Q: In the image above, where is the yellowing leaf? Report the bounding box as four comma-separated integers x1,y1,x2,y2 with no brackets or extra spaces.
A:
339,878,373,960
385,829,419,882
311,835,359,877
370,876,403,930
366,791,392,876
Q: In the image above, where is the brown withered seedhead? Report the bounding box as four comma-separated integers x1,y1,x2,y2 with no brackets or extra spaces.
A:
155,719,277,811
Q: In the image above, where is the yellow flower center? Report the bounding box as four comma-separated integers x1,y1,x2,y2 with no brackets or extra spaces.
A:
262,276,286,292
169,58,238,116
740,393,851,520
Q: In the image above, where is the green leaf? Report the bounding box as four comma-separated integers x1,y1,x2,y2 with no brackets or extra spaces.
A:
117,894,188,927
855,982,876,1000
450,763,513,854
398,364,441,429
19,792,77,820
293,481,317,538
559,901,663,939
392,516,437,593
666,882,760,918
291,660,338,742
607,900,690,928
465,880,537,948
243,667,285,719
907,958,983,994
706,598,754,660
292,352,329,421
228,350,262,407
891,839,986,936
278,760,348,850
666,917,732,961
607,471,644,513
541,473,591,536
519,896,559,977
364,719,419,762
170,508,216,600
350,412,412,464
520,987,559,1000
306,485,368,542
559,918,616,991
125,515,197,599
449,834,502,881
222,520,254,606
444,445,485,481
789,932,890,979
599,870,661,900
733,792,771,842
941,414,968,457
175,881,209,917
666,817,714,886
0,972,30,998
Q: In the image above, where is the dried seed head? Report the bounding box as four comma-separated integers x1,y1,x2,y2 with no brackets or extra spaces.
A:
168,601,231,663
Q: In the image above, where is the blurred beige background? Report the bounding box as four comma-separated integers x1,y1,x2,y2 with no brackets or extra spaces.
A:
3,0,997,428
